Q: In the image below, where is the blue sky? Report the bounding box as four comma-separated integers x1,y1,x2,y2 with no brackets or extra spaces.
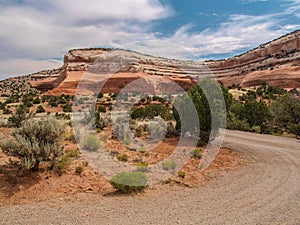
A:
0,0,299,79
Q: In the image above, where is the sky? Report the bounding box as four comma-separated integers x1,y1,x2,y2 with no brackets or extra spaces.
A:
0,0,300,79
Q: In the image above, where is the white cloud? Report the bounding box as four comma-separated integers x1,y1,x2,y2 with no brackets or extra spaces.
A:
0,59,62,80
284,0,300,17
0,0,172,78
157,14,289,59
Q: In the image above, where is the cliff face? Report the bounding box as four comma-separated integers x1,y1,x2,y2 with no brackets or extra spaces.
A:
209,30,300,88
29,31,300,95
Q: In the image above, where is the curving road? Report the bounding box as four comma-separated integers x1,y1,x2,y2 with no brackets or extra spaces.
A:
1,130,300,224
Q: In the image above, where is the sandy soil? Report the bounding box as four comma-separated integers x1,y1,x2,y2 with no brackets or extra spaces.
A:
0,132,244,207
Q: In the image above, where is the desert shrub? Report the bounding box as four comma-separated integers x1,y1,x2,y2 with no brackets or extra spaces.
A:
75,166,83,174
123,137,131,145
117,154,128,162
178,170,186,179
8,104,29,127
96,113,111,129
162,160,177,171
65,149,80,158
192,148,202,160
56,154,71,172
138,146,147,153
82,161,89,166
36,105,45,113
33,97,41,104
134,125,145,137
84,134,101,151
98,106,106,113
3,108,12,115
131,107,145,120
166,122,175,137
131,105,173,121
62,103,72,112
227,118,251,131
136,162,148,172
0,117,63,171
110,172,148,193
251,125,261,133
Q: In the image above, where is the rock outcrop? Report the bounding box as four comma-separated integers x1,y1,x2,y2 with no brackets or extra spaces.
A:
29,30,300,95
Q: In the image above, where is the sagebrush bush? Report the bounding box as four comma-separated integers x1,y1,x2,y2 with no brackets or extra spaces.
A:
84,134,101,151
110,172,148,193
0,117,63,171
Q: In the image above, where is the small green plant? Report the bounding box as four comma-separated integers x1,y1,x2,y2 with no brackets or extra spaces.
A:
56,155,71,172
110,172,148,193
65,149,80,158
162,160,177,171
178,170,186,179
101,133,109,142
136,162,148,172
84,134,101,151
117,154,128,162
192,148,202,160
82,161,89,166
123,137,131,145
75,166,83,174
138,146,147,153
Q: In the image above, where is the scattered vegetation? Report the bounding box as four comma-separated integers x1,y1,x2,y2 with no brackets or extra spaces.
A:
84,134,101,151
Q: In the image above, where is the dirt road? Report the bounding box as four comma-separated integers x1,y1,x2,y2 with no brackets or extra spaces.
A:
1,130,299,225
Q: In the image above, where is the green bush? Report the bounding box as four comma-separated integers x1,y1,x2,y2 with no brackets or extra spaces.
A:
192,148,202,160
117,154,128,162
227,118,251,131
138,146,147,153
36,105,46,113
178,170,186,179
33,97,41,104
8,104,29,127
98,106,106,113
162,160,177,171
56,154,71,172
62,103,72,112
136,162,148,172
75,166,83,174
110,172,148,193
123,137,131,145
0,117,63,171
65,149,80,158
84,134,101,151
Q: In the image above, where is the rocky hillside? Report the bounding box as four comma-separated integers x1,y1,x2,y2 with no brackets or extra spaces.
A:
27,30,300,95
